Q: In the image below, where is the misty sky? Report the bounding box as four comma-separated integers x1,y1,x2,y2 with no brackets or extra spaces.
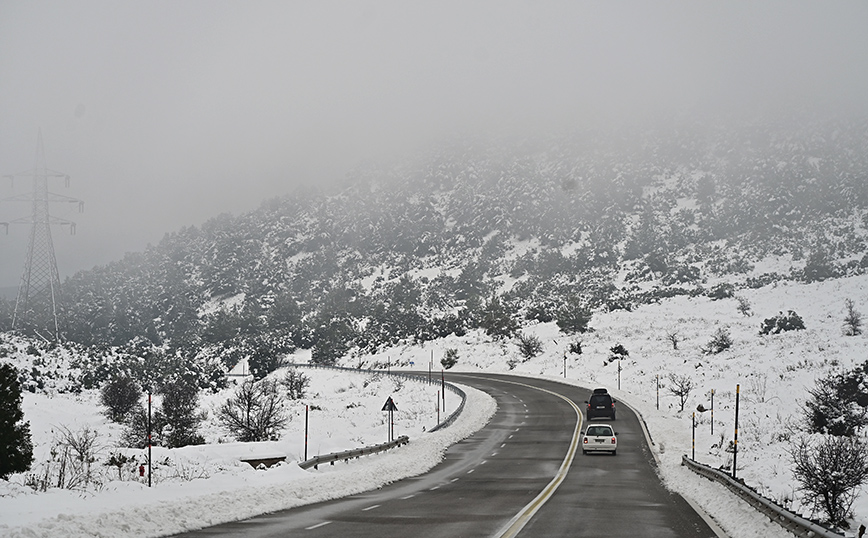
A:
1,1,867,288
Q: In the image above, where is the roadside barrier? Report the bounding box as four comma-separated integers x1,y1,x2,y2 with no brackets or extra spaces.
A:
287,363,467,469
681,455,845,538
299,436,409,470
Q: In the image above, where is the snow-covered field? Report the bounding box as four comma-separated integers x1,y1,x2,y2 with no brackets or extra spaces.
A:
3,273,868,537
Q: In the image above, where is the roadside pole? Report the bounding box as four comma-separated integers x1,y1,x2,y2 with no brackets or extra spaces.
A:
733,384,740,479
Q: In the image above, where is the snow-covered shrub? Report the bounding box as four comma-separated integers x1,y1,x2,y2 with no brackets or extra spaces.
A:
555,299,592,335
803,364,868,437
843,299,863,336
122,401,166,449
516,332,543,360
736,295,752,317
608,343,629,363
100,375,141,422
759,310,806,335
247,337,287,381
791,434,868,527
707,283,734,300
701,327,732,354
568,339,583,355
478,295,519,339
441,348,459,370
160,378,205,448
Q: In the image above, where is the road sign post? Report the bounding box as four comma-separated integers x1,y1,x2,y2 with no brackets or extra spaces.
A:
382,396,398,443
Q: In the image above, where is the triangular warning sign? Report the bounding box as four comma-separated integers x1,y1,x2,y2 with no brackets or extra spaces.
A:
382,396,398,411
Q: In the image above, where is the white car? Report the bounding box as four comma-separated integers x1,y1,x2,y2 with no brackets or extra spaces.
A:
582,423,618,455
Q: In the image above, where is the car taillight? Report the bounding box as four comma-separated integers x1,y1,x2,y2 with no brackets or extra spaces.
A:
611,437,616,444
583,438,588,444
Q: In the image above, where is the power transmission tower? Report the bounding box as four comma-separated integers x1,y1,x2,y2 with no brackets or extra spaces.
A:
2,131,84,340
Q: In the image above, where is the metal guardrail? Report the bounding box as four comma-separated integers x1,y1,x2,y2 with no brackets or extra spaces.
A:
681,455,845,538
299,435,409,470
287,363,467,470
288,362,467,433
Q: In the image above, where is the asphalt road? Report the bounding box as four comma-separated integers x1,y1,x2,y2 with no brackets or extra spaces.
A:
174,373,719,538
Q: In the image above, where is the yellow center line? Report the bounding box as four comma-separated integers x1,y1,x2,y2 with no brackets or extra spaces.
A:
464,375,583,538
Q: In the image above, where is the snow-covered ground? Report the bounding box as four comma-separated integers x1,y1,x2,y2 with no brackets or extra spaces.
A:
3,273,868,537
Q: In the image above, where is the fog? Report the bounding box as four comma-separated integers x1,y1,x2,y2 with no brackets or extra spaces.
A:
1,1,867,288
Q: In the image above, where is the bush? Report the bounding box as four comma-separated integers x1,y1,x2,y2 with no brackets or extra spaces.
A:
122,402,166,449
555,299,592,335
760,310,806,335
281,368,310,400
0,363,33,479
791,435,868,527
218,379,287,442
804,364,868,437
608,344,629,363
441,348,459,370
568,339,583,355
160,378,205,448
516,333,543,360
707,283,734,301
702,328,733,354
478,295,519,339
101,375,141,423
736,296,752,317
843,299,863,336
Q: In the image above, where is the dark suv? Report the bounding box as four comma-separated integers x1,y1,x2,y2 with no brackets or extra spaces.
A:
586,388,616,421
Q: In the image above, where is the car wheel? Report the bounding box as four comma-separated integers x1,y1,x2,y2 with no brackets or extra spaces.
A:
582,449,587,455
612,450,617,456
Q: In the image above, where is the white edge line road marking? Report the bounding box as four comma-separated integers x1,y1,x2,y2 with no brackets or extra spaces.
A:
305,521,332,530
477,376,583,538
401,495,415,500
362,505,380,511
615,398,728,538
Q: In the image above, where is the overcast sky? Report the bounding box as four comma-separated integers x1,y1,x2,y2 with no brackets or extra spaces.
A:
1,1,867,288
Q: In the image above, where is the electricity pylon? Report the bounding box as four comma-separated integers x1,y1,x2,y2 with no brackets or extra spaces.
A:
2,131,84,341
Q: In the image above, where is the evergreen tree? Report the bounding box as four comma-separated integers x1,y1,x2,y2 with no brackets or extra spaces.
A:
160,378,205,448
478,295,519,339
0,363,34,479
555,298,593,335
100,374,141,422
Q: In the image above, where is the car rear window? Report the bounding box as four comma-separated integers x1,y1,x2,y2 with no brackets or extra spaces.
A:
589,395,611,406
586,426,612,436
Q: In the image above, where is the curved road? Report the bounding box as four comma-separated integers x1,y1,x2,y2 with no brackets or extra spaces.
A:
175,373,719,537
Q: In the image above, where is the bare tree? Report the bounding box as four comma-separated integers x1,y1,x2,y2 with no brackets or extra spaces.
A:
736,296,752,317
844,299,863,336
791,435,868,527
666,332,680,350
219,379,287,442
668,373,694,412
281,368,310,400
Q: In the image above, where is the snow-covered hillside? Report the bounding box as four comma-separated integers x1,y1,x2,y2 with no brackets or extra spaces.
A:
4,274,868,537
